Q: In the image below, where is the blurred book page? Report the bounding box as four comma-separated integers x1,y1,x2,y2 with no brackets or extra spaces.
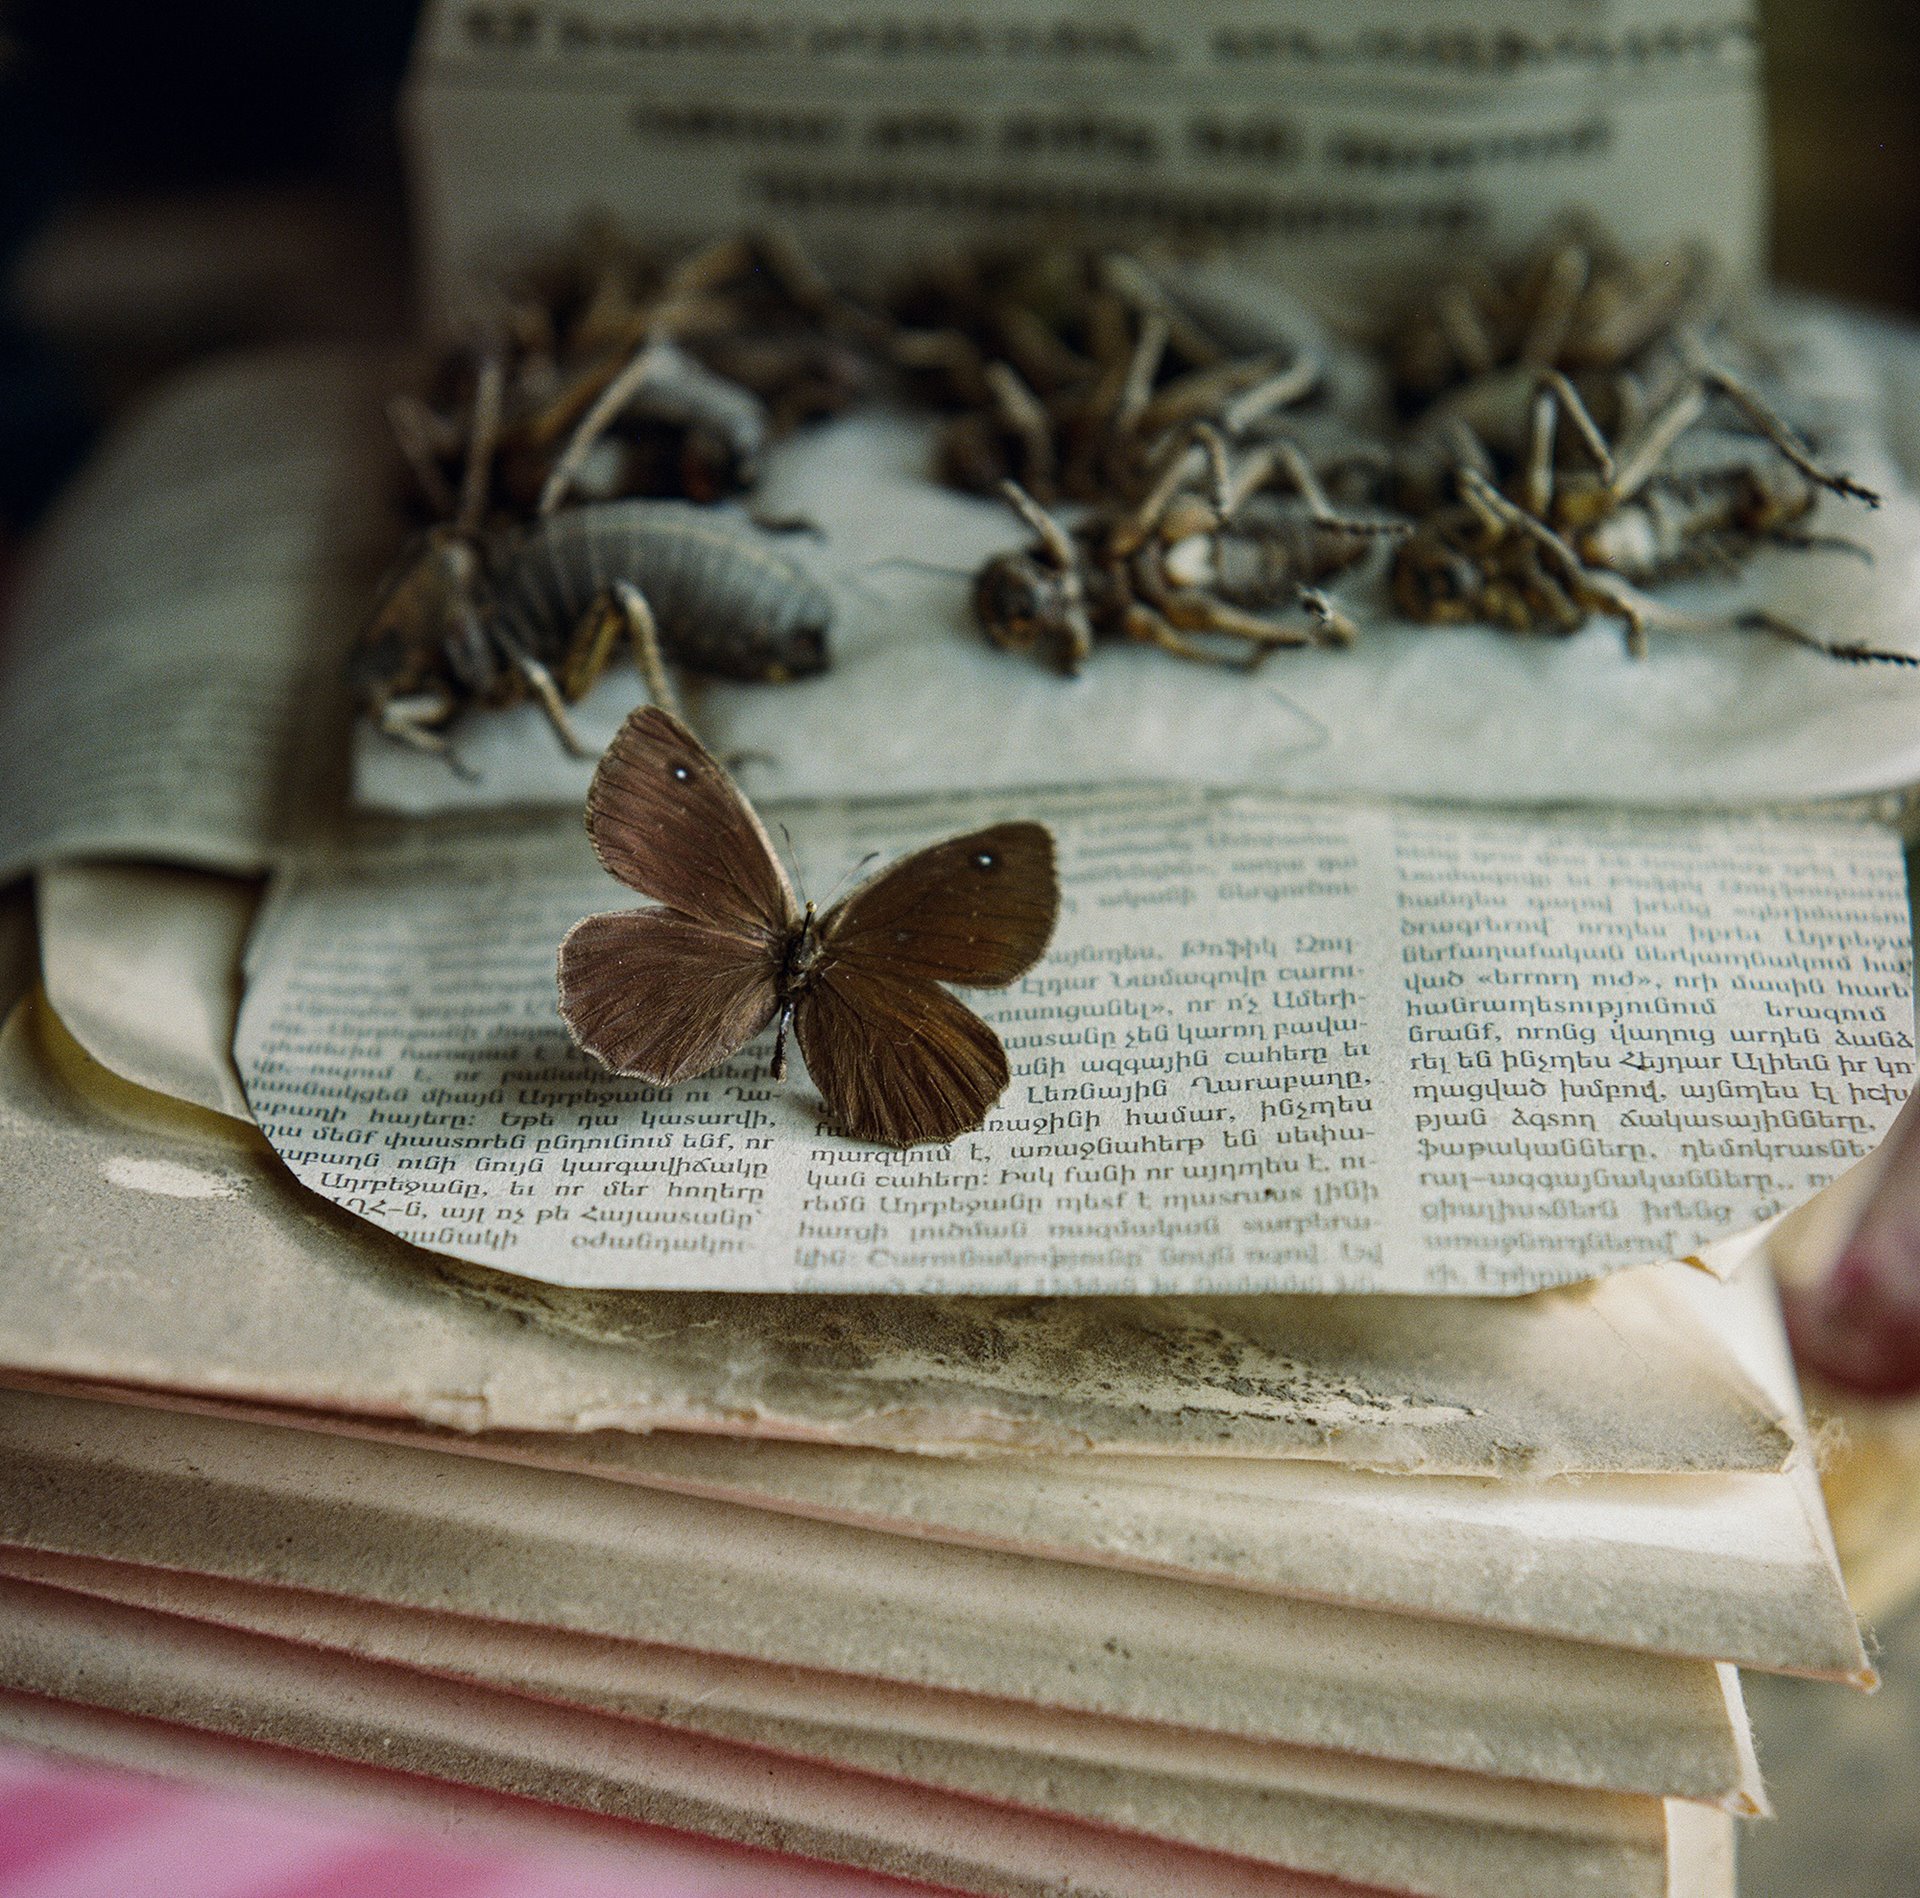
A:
407,0,1765,304
236,794,1914,1294
0,989,1798,1470
0,349,382,883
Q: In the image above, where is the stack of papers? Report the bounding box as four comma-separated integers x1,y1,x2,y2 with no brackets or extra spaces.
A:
0,873,1882,1894
4,225,1919,1896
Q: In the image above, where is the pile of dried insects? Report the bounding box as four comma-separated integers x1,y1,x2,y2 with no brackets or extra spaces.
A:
1371,224,1907,663
960,224,1910,673
353,232,875,764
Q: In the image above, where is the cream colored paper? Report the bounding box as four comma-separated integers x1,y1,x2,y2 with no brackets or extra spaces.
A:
196,1369,1859,1678
0,1385,1764,1805
28,1246,1861,1678
0,1546,1684,1898
406,0,1764,301
0,992,1797,1471
37,862,256,1121
237,793,1914,1294
0,1578,1359,1898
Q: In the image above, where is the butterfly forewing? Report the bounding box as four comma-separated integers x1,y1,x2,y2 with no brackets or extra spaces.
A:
586,706,796,939
795,962,1011,1149
558,909,781,1084
818,822,1057,988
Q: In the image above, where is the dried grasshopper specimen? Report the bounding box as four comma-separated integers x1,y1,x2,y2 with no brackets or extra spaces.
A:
1390,360,1905,662
976,426,1406,673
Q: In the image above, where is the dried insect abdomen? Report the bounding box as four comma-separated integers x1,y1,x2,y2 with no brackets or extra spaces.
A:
1200,502,1374,602
490,500,833,684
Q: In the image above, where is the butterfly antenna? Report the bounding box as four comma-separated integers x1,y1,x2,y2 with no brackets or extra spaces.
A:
778,821,812,909
820,850,881,913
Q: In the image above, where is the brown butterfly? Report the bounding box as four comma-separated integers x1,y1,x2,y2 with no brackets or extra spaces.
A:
557,706,1059,1148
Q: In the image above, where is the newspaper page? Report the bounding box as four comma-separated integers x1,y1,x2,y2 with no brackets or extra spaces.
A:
406,0,1765,307
234,790,1916,1295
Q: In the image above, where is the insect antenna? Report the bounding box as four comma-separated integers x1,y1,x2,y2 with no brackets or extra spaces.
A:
860,556,976,581
819,850,882,915
453,341,506,537
1735,613,1918,666
1764,530,1874,565
1683,345,1882,508
777,821,813,910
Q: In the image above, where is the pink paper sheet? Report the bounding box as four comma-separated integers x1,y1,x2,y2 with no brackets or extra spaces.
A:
0,1746,923,1898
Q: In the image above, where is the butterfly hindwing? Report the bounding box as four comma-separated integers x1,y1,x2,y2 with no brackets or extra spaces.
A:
586,706,797,939
818,821,1057,988
558,909,781,1084
794,960,1011,1149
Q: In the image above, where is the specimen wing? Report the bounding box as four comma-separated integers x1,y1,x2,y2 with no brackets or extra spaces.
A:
795,822,1058,1146
584,705,797,936
794,964,1012,1149
558,909,783,1084
815,822,1057,986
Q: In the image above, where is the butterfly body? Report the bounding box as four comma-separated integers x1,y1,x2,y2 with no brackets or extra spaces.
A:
559,708,1058,1148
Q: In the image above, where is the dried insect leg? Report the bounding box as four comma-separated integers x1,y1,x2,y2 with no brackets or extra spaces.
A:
487,623,591,756
373,683,465,762
1689,354,1881,508
1519,371,1617,514
1218,433,1410,537
975,480,1098,671
553,579,688,720
1116,600,1267,670
1148,577,1352,659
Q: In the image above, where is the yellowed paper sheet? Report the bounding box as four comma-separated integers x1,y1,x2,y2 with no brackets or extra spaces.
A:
23,1235,1859,1675
0,1385,1763,1806
0,994,1796,1472
0,1690,1742,1898
406,0,1766,300
178,1296,1856,1678
0,1546,1682,1898
237,796,1913,1295
36,862,256,1121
